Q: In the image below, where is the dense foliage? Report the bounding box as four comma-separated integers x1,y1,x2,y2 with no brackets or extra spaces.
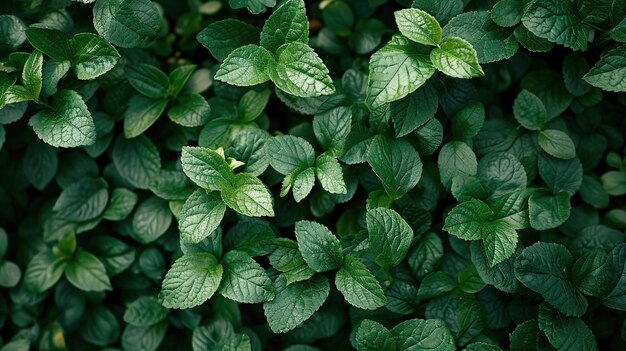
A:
1,0,626,350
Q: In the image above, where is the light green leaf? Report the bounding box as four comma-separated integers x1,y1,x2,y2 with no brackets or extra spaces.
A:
23,50,43,100
93,0,163,48
267,135,316,175
160,252,223,309
315,155,346,195
23,251,67,293
601,171,626,196
583,44,626,92
367,34,435,108
270,43,335,97
263,274,329,333
513,89,546,130
260,0,308,53
221,173,274,217
514,242,587,316
29,89,96,148
65,250,112,292
367,135,423,199
291,167,315,202
218,250,275,303
335,254,386,310
367,207,414,268
430,36,484,78
181,146,234,191
215,45,274,86
294,220,343,272
179,189,226,244
537,129,576,159
69,33,120,80
394,8,442,46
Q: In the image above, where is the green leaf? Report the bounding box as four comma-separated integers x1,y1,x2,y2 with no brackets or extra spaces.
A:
124,296,169,327
294,220,343,272
260,0,308,53
192,320,252,351
538,304,598,351
24,251,67,293
0,261,21,288
391,318,456,351
431,37,484,78
478,152,527,197
93,0,163,48
270,43,335,97
69,33,120,80
122,321,167,351
528,190,571,230
29,89,96,148
390,82,438,138
131,196,172,243
315,155,346,195
160,252,223,309
562,53,592,96
367,34,435,108
443,11,518,63
367,135,423,199
355,320,395,351
65,249,112,292
112,135,161,189
25,27,72,61
53,178,109,222
268,239,316,284
512,89,546,130
181,146,234,191
394,8,442,46
197,19,261,62
179,189,226,244
126,64,170,99
538,129,576,159
335,254,386,310
218,250,275,303
102,188,137,221
514,25,555,52
601,171,626,196
490,0,524,27
538,153,582,196
291,167,315,202
514,242,587,316
23,141,58,190
168,64,196,98
263,274,330,333
168,93,211,127
583,45,626,92
367,207,414,269
237,89,270,122
313,106,352,156
215,45,274,86
123,95,168,138
451,102,484,141
267,135,316,175
438,141,477,190
23,50,43,100
221,173,274,217
521,0,589,51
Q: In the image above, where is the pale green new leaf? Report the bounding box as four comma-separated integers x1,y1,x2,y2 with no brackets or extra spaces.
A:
259,0,308,53
315,155,346,195
215,45,274,86
270,43,335,97
160,252,223,309
221,173,274,217
394,8,442,46
180,146,234,191
430,37,484,78
69,33,120,80
267,135,316,175
179,189,227,244
64,250,112,292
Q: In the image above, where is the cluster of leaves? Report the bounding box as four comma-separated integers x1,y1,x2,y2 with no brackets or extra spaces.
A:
1,0,626,350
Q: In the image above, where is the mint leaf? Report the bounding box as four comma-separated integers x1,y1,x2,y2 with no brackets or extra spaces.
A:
512,89,546,130
313,106,352,156
263,274,330,333
521,0,589,51
197,19,261,62
123,95,168,138
367,135,423,199
126,64,170,99
179,190,226,244
367,207,414,269
260,0,308,53
221,173,274,217
29,89,96,148
270,43,335,97
23,50,43,100
583,44,626,92
430,37,484,78
215,45,274,87
124,296,169,327
267,135,316,175
315,155,346,195
514,242,587,316
367,34,435,107
294,220,343,272
24,251,67,293
391,318,456,351
355,320,395,350
219,250,275,303
394,8,442,46
438,141,477,190
528,190,571,230
53,178,109,222
537,129,576,159
112,135,161,189
181,146,234,191
538,304,598,351
64,250,112,292
69,33,120,80
93,0,163,48
160,252,223,309
335,254,386,310
25,27,71,61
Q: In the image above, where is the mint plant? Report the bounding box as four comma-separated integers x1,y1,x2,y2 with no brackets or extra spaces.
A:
1,0,626,350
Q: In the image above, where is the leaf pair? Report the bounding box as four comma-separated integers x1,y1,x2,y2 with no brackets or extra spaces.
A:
124,64,210,137
208,0,336,97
